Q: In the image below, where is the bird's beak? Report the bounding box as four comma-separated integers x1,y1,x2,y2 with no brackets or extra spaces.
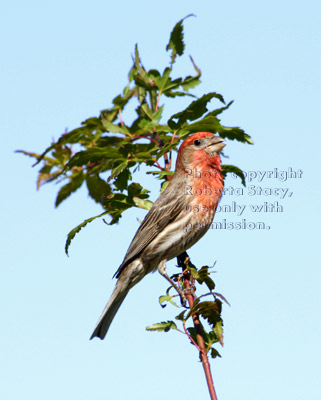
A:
205,136,226,154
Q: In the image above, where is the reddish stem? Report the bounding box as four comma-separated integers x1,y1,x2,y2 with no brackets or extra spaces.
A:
177,252,218,400
153,160,164,171
182,321,201,352
118,109,124,126
131,135,160,146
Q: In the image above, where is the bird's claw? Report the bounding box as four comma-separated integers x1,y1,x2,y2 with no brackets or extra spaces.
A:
178,290,187,307
178,286,196,307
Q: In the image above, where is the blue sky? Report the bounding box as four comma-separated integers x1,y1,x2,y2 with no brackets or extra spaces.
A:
2,1,321,399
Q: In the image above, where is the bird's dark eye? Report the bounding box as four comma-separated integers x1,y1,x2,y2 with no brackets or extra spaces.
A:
194,139,201,146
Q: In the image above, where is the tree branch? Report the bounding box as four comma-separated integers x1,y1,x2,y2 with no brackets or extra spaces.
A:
177,252,218,400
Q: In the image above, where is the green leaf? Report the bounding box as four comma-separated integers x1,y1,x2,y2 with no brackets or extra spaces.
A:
160,180,170,193
65,211,109,256
86,175,112,204
168,93,225,129
112,87,135,109
175,310,186,322
52,145,72,165
133,196,153,210
187,300,222,327
186,327,198,344
181,77,201,92
213,319,224,346
163,90,196,98
155,67,172,92
36,164,54,189
146,170,174,179
180,56,201,92
15,149,43,162
205,100,234,117
66,148,124,169
113,167,131,191
196,266,215,291
218,125,253,144
81,117,102,128
55,172,84,207
182,116,253,144
222,164,246,186
111,160,129,178
176,118,221,135
101,119,130,136
31,128,86,165
166,14,195,64
146,321,178,332
159,288,179,308
210,348,222,359
127,182,149,199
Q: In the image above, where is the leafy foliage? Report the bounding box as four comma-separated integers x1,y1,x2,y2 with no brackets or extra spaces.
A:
147,258,228,359
17,17,252,255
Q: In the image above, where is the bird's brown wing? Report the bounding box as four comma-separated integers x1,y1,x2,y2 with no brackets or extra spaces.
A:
114,177,185,278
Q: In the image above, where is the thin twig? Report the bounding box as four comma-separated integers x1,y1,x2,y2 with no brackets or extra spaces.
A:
198,292,231,307
182,321,201,352
153,160,164,171
131,135,160,146
118,109,124,126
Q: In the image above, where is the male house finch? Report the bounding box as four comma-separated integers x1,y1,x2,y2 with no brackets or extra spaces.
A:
91,132,225,340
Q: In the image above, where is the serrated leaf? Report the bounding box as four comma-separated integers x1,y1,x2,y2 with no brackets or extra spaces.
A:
155,67,172,92
15,149,43,162
168,93,225,129
163,90,196,98
146,321,178,332
196,266,215,291
66,148,123,169
180,56,201,92
181,116,221,134
86,175,112,204
65,210,109,256
127,182,149,199
113,168,131,192
111,160,128,178
214,320,224,346
101,119,130,136
187,300,221,327
55,172,84,207
183,117,252,144
166,14,195,64
81,117,102,128
181,77,201,92
222,164,246,186
141,103,154,120
112,87,135,109
205,100,234,117
52,145,72,165
218,125,253,144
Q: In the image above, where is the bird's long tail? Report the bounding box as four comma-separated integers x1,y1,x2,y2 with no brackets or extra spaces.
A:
90,260,145,340
90,279,130,340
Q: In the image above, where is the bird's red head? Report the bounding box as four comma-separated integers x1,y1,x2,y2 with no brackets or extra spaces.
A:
176,132,225,172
